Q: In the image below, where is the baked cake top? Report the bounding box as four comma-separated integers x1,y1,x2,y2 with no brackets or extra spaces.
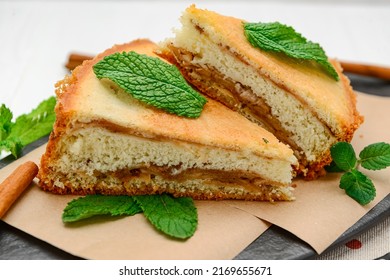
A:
54,39,296,162
181,5,362,139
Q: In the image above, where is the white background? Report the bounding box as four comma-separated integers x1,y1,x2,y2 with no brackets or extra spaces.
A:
1,0,390,118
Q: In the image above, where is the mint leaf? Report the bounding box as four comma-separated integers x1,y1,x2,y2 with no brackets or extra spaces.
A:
359,142,390,170
325,160,344,173
0,97,56,158
339,170,376,205
134,194,198,239
0,137,23,158
62,194,199,239
62,195,142,223
0,104,13,140
244,22,339,81
330,142,357,171
8,96,56,146
93,51,207,118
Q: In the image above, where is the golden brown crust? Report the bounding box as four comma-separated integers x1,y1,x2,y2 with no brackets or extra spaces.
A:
332,60,364,141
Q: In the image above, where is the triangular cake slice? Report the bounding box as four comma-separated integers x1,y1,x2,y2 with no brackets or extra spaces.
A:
159,5,363,179
38,39,297,201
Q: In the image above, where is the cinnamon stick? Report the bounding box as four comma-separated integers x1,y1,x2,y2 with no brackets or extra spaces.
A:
65,53,93,71
340,61,390,80
0,161,39,218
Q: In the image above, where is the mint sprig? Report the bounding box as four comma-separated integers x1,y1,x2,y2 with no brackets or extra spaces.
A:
93,51,207,118
329,142,390,205
244,22,339,81
0,97,56,158
62,194,198,240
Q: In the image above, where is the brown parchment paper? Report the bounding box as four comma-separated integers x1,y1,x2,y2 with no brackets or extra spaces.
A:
228,92,390,253
0,146,270,260
0,92,389,259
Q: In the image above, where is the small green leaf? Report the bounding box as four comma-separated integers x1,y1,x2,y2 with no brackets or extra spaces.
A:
330,142,357,171
324,160,344,173
1,97,56,158
134,194,198,239
244,22,339,81
359,142,390,170
339,170,376,205
0,137,23,158
0,104,13,140
93,51,207,118
62,195,142,223
8,96,56,146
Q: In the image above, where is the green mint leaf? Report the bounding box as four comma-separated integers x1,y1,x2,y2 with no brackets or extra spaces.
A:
134,194,198,239
339,170,376,205
324,160,344,173
330,142,357,171
0,137,23,158
93,51,207,118
0,104,13,140
359,142,390,170
8,96,56,146
1,97,56,158
244,22,339,81
62,195,142,223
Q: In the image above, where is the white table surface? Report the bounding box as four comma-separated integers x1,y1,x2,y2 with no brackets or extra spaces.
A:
1,0,390,117
1,0,389,260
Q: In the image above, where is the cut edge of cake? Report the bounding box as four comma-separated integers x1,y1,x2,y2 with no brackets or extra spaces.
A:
158,4,364,179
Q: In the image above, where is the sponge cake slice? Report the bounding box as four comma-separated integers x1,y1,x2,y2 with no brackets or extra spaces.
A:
38,39,298,201
159,5,363,179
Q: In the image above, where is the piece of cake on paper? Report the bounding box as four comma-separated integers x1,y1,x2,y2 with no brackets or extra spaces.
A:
37,39,298,201
159,5,363,179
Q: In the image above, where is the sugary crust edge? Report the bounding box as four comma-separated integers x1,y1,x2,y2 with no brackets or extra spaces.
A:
331,60,364,142
301,60,363,179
